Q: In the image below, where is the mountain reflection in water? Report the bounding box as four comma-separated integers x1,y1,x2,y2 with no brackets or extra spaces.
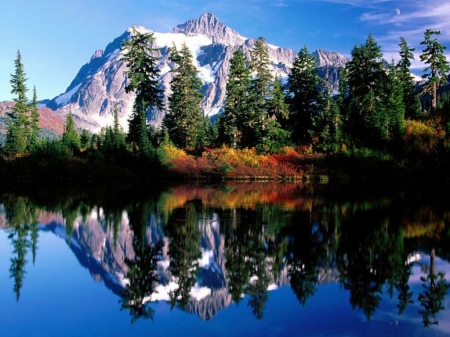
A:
0,182,449,333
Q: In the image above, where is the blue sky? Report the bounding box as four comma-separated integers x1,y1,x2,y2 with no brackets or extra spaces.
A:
1,0,449,101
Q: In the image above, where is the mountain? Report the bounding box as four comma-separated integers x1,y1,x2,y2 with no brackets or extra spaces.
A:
0,101,65,141
45,13,348,133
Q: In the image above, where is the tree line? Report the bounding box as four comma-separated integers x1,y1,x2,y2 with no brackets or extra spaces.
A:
1,29,449,178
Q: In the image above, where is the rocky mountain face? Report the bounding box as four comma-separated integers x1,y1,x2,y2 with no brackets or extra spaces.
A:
44,13,348,133
0,101,66,140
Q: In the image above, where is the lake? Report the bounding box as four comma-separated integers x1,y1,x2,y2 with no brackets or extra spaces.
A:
1,181,450,336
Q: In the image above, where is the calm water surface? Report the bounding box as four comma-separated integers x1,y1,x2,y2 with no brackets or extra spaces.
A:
1,182,450,336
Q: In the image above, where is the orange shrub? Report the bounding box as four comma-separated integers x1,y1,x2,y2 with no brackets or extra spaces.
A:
403,120,445,154
162,145,304,178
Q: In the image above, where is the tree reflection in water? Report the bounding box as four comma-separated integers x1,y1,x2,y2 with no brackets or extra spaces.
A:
418,248,449,327
165,200,202,310
1,182,450,326
4,196,38,301
120,240,162,323
119,200,163,323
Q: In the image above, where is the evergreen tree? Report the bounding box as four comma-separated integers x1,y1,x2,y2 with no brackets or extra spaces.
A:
112,104,126,149
249,37,272,151
121,28,163,154
80,129,91,150
29,86,40,152
62,108,80,152
337,66,349,109
384,61,406,141
420,29,450,110
217,49,253,148
287,46,322,145
264,76,291,151
346,34,388,146
397,37,418,118
317,70,342,151
6,50,29,155
163,43,205,152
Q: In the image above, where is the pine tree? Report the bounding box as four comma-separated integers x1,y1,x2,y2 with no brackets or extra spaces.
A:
62,108,80,152
317,70,342,151
287,46,322,145
397,37,418,118
250,37,272,150
112,104,125,149
217,49,253,148
121,28,163,154
80,129,91,150
264,76,290,151
6,50,29,155
29,86,40,151
346,34,388,146
420,29,450,110
163,43,205,152
384,61,406,141
337,67,350,132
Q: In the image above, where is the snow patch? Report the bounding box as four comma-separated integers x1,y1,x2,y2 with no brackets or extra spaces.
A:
158,64,171,78
206,106,222,118
267,284,278,291
199,250,214,268
91,113,115,133
147,282,179,302
190,284,211,301
128,25,152,35
411,72,425,84
158,259,170,270
153,32,212,54
198,64,215,83
90,209,98,220
55,83,82,106
107,48,120,61
121,211,129,227
153,32,214,84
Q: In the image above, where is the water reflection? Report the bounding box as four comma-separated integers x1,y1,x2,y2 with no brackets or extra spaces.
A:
119,200,164,323
0,182,449,327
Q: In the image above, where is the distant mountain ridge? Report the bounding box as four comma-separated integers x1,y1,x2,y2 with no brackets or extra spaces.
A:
45,13,348,133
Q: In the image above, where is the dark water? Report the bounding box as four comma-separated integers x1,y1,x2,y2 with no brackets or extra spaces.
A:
1,182,450,336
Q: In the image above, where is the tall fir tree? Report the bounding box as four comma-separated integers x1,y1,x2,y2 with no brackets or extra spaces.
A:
384,61,406,141
163,43,205,152
112,104,126,150
121,28,163,155
264,76,291,151
397,37,419,118
217,49,253,148
317,69,342,151
249,37,272,150
29,86,40,151
337,66,350,134
346,34,388,146
287,46,322,145
6,50,29,155
420,29,450,110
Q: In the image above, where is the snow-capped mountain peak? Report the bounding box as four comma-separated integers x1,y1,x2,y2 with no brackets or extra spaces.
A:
45,13,347,133
172,12,246,46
